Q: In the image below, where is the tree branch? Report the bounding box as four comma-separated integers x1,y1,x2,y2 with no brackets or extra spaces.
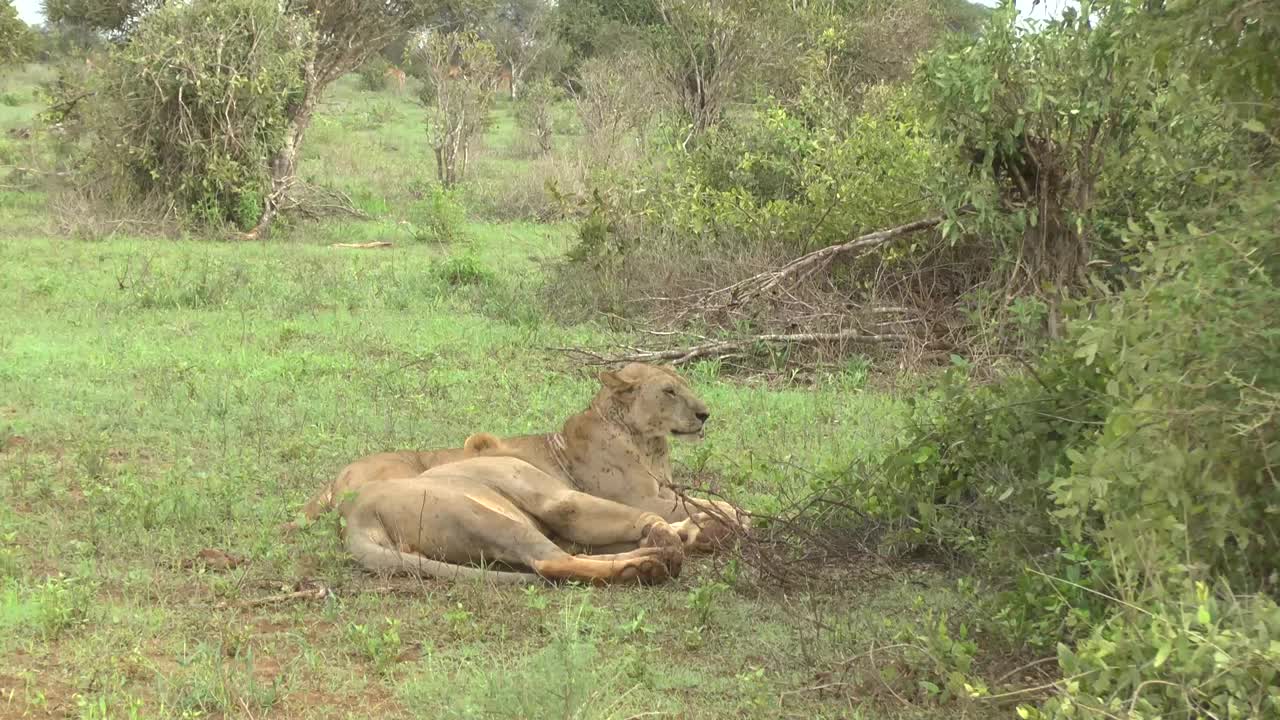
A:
709,211,969,307
599,328,913,366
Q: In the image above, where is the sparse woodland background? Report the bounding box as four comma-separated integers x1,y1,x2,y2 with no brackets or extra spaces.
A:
2,0,1279,717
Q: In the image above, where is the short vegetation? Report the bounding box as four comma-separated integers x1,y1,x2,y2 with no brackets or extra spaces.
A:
0,0,1276,717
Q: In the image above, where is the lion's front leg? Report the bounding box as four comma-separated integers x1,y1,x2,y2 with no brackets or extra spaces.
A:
631,494,751,533
527,491,674,546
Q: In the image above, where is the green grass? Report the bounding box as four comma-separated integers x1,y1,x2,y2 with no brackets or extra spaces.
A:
0,66,982,719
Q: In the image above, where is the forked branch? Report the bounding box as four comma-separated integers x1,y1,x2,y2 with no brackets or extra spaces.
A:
609,328,911,365
711,212,965,307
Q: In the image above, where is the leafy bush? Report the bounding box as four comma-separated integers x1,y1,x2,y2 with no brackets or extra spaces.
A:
436,253,492,286
357,56,390,92
681,87,939,253
0,1,34,69
857,4,1280,718
1028,588,1280,720
64,0,311,229
561,83,941,291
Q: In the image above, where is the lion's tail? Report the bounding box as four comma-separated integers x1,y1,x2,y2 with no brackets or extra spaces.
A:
299,484,334,522
345,529,542,585
278,484,334,533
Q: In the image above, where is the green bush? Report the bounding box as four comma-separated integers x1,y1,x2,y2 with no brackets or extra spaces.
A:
667,87,939,255
861,4,1280,717
1027,588,1280,720
435,253,492,286
357,56,391,92
408,184,467,244
67,0,311,229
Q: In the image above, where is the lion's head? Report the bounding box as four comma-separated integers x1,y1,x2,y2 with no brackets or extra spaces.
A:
596,363,710,441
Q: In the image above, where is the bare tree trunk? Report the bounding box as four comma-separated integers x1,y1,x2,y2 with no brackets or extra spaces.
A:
246,90,318,239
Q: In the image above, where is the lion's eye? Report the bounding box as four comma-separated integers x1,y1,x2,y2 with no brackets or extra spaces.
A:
664,388,678,396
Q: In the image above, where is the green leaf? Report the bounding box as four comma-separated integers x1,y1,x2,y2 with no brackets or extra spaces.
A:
1197,606,1212,626
1153,641,1172,668
1074,342,1099,366
1242,119,1266,134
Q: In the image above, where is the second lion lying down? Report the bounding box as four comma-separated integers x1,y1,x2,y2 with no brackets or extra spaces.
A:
345,455,688,584
298,362,750,584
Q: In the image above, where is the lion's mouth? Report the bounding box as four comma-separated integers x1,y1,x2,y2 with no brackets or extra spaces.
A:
672,428,706,440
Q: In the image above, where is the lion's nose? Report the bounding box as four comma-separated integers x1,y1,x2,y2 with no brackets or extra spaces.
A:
696,411,710,423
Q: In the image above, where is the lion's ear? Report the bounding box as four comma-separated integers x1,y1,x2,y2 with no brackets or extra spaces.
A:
598,370,635,393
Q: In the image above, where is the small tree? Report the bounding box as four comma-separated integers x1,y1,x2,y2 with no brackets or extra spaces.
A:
570,52,659,163
652,0,773,146
416,30,498,186
514,78,561,154
486,0,551,100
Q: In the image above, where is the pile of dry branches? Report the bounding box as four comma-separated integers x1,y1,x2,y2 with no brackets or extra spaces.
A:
562,211,976,372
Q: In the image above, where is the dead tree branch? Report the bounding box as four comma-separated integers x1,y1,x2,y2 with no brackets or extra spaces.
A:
711,212,967,307
606,328,912,365
213,583,330,609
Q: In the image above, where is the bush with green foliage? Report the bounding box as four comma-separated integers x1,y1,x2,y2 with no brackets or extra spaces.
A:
67,0,310,229
864,3,1280,717
357,55,391,92
408,184,467,244
0,0,34,69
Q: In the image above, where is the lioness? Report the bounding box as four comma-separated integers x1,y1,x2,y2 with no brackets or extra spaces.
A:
293,362,748,551
345,454,687,584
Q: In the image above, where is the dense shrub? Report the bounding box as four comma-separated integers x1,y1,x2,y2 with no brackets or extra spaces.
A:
860,4,1280,716
67,0,310,229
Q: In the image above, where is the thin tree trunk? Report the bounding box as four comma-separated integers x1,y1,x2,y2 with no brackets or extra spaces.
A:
247,86,318,239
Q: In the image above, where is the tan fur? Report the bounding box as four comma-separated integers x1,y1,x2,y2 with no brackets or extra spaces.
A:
344,455,685,584
291,363,748,552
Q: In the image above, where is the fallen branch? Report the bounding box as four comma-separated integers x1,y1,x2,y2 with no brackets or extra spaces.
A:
331,241,393,249
213,583,330,609
607,328,911,365
711,212,966,307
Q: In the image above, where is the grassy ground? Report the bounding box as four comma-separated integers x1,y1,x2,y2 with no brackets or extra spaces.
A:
0,67,978,719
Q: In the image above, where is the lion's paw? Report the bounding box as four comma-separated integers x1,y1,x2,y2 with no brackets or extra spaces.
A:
679,514,740,552
638,523,684,579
